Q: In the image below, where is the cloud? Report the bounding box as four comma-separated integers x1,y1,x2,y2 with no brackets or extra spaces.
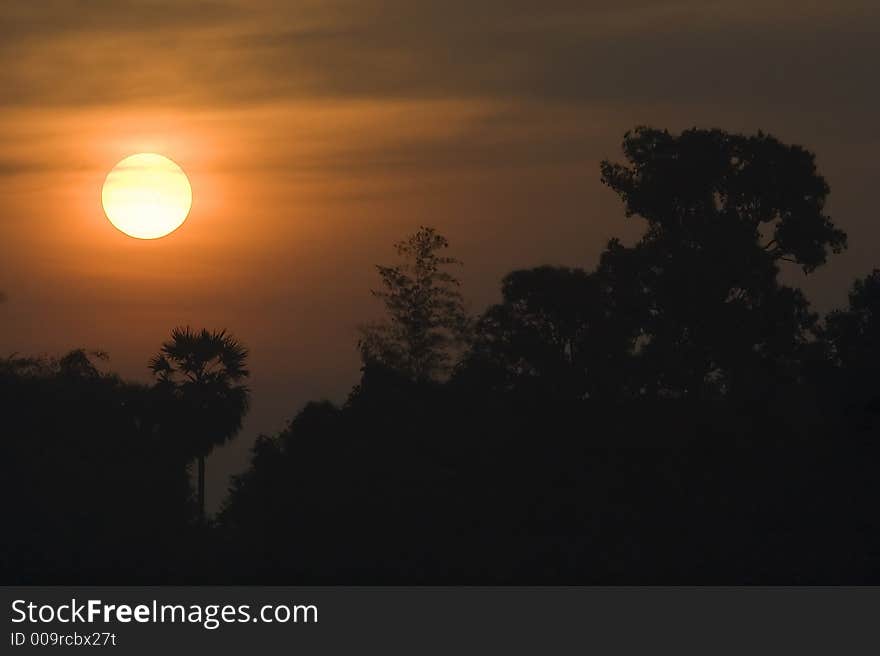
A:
0,0,241,41
0,159,39,177
0,0,876,116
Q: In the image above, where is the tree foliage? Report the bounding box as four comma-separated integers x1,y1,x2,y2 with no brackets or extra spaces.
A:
464,264,641,400
359,226,470,382
149,327,250,519
597,127,845,399
149,327,250,455
600,126,846,272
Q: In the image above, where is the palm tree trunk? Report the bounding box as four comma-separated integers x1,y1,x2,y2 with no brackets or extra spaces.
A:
197,455,206,521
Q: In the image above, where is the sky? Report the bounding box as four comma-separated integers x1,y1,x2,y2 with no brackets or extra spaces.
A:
1,0,879,510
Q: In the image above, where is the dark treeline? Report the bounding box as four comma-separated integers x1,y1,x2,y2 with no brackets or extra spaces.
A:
3,127,880,583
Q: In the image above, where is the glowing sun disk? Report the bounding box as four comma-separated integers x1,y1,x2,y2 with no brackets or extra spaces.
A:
102,153,192,239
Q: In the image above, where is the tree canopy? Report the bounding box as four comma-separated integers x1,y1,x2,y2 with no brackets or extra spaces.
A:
358,226,471,382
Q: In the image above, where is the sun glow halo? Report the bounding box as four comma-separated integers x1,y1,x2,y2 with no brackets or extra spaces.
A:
101,153,192,239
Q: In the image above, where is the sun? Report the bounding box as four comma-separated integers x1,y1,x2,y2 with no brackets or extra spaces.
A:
101,153,193,240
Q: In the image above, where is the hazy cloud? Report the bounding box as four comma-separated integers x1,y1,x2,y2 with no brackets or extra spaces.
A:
0,0,876,115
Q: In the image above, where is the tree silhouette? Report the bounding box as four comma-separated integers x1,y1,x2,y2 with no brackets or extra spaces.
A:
463,265,642,400
600,127,846,272
10,125,880,585
359,227,470,382
1,349,193,583
825,270,880,368
822,270,880,426
149,327,250,521
599,127,846,399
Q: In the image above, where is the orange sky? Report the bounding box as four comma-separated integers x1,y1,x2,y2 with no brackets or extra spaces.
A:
1,0,878,508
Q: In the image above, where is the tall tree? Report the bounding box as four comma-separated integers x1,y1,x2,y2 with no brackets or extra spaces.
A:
149,327,250,521
599,127,846,399
600,127,846,272
359,227,470,382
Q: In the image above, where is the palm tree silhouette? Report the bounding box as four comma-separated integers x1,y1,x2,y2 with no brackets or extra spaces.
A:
149,327,250,521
